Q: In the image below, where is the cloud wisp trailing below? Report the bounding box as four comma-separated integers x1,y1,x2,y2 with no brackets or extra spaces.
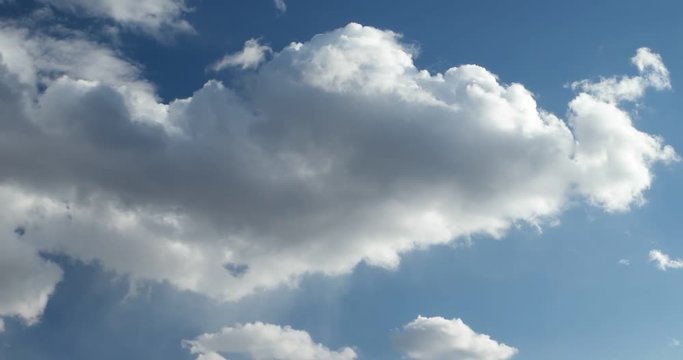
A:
0,22,676,327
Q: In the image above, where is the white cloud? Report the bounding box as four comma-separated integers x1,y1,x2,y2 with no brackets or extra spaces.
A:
670,338,681,347
0,22,675,318
649,250,683,270
568,47,677,211
571,47,670,103
274,0,287,12
394,316,518,360
211,39,272,71
618,259,631,266
37,0,192,35
0,227,62,326
183,322,356,360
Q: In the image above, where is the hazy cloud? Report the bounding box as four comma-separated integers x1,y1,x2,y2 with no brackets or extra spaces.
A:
37,0,192,36
274,0,287,12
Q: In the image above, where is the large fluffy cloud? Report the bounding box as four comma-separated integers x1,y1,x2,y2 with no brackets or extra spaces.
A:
0,22,675,324
183,322,357,360
394,316,517,360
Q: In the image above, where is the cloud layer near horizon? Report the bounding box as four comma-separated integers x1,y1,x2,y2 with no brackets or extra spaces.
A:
0,22,676,326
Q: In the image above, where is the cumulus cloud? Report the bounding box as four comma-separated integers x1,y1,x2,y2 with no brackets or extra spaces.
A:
0,21,675,322
36,0,192,35
394,316,517,360
211,39,272,71
649,250,683,270
183,322,356,360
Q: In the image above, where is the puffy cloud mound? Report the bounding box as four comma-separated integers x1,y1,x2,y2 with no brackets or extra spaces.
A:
37,0,192,35
183,322,357,360
0,22,676,324
394,316,518,360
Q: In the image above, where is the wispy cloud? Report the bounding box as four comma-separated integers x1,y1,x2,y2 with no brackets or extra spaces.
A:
210,38,271,71
274,0,287,12
649,250,683,270
38,0,193,37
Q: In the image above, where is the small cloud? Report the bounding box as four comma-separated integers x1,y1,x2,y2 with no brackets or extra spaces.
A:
274,0,287,12
0,319,4,332
649,250,683,270
210,39,271,71
394,316,518,360
618,259,630,266
184,322,356,360
670,338,681,347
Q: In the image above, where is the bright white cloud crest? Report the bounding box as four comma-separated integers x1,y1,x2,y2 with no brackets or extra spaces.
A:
0,22,675,325
394,316,518,360
184,322,357,360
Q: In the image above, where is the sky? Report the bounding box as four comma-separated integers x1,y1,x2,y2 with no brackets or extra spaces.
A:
1,1,683,359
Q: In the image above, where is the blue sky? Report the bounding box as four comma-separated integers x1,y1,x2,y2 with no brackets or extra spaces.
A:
1,1,683,359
